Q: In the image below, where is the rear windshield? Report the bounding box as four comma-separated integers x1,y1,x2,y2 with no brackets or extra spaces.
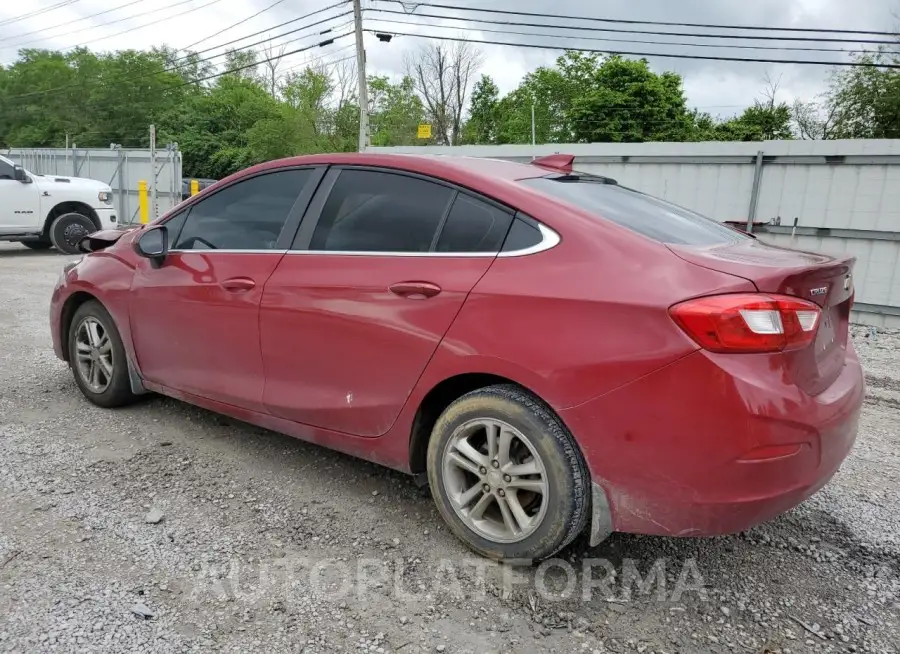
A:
521,176,748,246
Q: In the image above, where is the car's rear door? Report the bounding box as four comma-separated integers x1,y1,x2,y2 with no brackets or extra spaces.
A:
129,166,324,411
259,166,514,437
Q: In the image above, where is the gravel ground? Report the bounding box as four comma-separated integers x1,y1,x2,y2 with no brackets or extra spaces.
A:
0,243,897,654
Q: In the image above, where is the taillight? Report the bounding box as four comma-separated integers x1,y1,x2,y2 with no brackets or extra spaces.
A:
670,293,821,353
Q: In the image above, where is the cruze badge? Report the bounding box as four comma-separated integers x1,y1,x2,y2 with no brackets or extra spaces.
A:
810,287,828,296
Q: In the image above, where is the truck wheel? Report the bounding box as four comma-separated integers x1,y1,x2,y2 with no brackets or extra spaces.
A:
22,239,52,250
49,212,96,254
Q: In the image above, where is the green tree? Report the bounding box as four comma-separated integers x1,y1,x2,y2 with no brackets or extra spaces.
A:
827,50,900,138
463,74,500,144
222,48,261,83
368,75,425,147
0,48,191,148
152,45,216,86
489,52,694,144
495,64,578,144
566,56,693,142
711,101,793,141
160,75,281,178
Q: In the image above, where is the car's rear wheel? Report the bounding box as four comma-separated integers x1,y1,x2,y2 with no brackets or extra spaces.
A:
426,384,590,562
67,300,137,408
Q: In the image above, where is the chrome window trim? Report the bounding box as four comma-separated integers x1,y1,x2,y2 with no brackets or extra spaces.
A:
168,249,288,254
165,224,561,258
285,250,497,258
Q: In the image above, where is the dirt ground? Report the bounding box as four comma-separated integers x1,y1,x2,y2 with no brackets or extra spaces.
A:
0,243,897,654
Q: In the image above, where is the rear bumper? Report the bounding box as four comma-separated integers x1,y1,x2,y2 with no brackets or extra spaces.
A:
562,344,864,538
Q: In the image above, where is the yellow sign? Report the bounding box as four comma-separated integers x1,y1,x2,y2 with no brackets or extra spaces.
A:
417,123,432,139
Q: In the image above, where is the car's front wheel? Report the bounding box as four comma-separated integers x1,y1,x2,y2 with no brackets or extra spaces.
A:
50,212,96,254
67,300,137,408
426,384,590,562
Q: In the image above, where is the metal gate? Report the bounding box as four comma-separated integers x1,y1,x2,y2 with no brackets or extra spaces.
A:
3,145,183,225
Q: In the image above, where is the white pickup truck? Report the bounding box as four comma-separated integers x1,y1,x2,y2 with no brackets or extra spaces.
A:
0,154,119,254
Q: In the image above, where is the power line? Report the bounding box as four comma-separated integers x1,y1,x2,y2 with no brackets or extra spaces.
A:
393,1,900,38
2,0,346,69
182,0,288,51
279,44,356,75
1,0,227,68
369,7,900,46
366,29,900,68
175,6,351,65
368,14,891,56
0,0,142,43
4,0,213,49
163,14,353,80
0,1,80,28
155,31,355,93
3,10,353,101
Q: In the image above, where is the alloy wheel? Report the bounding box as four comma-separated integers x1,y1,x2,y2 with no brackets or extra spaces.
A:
441,418,549,543
74,317,114,393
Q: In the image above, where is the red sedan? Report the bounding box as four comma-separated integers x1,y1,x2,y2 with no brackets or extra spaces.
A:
50,153,864,561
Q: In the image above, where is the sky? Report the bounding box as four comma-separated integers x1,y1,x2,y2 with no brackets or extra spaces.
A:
1,0,898,120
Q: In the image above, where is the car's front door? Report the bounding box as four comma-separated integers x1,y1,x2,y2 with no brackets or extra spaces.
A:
259,167,514,437
129,166,323,411
0,158,40,232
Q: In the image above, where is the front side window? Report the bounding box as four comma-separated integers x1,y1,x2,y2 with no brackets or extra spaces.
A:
173,169,310,250
310,170,454,253
0,157,14,180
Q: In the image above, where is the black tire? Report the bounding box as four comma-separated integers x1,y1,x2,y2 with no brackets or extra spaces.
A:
426,384,590,563
22,239,52,250
67,300,138,408
49,212,96,254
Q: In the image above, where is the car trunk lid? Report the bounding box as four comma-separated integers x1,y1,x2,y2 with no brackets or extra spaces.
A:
668,238,855,396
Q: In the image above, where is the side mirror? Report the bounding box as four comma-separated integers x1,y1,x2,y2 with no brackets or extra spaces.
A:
136,226,169,266
13,165,30,183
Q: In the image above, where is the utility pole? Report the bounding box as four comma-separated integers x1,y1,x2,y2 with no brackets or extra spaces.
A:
149,124,157,221
531,104,536,146
352,0,369,152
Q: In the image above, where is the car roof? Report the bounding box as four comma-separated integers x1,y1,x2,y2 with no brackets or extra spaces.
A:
230,152,551,185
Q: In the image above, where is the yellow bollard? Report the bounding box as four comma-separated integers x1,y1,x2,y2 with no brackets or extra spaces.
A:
190,179,200,196
138,180,149,225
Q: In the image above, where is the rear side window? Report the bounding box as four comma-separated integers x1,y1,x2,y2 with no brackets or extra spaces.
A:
521,177,748,246
436,194,512,253
311,170,454,253
501,218,543,252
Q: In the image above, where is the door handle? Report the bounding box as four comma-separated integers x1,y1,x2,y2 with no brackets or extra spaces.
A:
389,281,442,299
220,277,256,292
